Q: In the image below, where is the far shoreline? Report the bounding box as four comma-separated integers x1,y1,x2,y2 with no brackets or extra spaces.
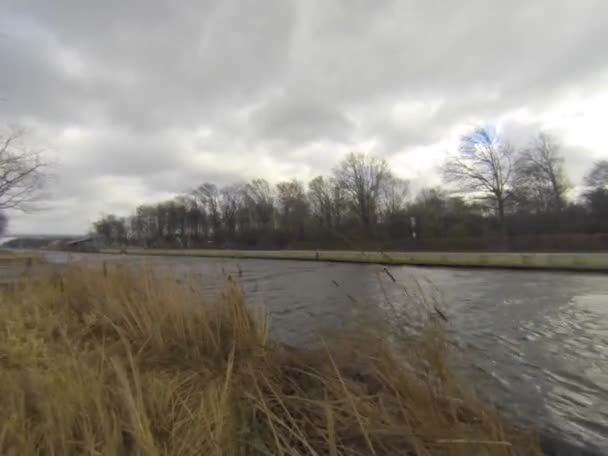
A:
94,248,608,273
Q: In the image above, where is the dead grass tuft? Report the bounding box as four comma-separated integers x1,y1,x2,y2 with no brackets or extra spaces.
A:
0,264,540,455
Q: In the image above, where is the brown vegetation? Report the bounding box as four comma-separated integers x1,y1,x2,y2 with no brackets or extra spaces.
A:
0,265,540,455
0,252,43,265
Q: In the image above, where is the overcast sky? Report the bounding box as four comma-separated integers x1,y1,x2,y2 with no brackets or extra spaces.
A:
2,1,608,235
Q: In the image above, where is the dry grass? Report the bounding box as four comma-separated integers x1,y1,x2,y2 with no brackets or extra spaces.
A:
0,264,541,455
0,253,43,264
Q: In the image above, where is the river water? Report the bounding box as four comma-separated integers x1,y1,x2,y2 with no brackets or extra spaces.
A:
40,252,608,453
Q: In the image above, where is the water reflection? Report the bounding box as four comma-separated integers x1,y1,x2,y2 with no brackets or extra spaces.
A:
389,268,608,452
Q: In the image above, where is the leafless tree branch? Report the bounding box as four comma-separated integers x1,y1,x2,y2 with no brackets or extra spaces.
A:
585,160,608,189
0,127,47,211
442,126,514,233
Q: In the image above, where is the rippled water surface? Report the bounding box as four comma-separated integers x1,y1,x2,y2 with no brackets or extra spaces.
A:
43,252,608,453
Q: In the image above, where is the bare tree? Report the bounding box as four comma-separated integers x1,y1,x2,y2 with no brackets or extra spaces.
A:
381,175,409,217
171,196,189,245
378,175,410,239
242,179,274,230
192,183,221,240
178,196,205,245
585,160,608,190
513,133,569,212
133,204,159,245
333,152,391,237
443,126,513,235
219,184,243,240
308,175,348,236
583,161,608,221
0,127,46,210
276,180,309,240
308,176,334,229
0,211,7,236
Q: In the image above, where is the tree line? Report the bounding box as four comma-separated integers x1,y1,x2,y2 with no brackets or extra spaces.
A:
93,127,608,250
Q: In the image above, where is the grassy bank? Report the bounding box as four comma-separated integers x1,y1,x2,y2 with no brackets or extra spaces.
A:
101,248,608,272
0,250,42,264
0,264,540,455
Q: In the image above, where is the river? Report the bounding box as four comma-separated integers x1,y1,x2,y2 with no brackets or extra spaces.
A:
37,252,608,453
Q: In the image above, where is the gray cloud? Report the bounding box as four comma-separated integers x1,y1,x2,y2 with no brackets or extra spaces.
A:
251,94,354,144
2,0,608,234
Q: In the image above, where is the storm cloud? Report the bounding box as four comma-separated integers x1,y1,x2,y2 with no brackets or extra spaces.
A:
2,0,608,234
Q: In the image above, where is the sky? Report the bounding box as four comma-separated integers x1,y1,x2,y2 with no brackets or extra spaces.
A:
2,0,608,235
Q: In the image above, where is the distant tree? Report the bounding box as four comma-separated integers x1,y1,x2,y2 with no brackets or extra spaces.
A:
308,176,335,231
585,160,608,190
379,176,410,239
242,179,274,232
334,152,391,237
513,133,569,212
410,188,485,238
134,204,159,245
381,175,409,217
581,160,608,229
127,214,143,245
155,202,169,240
584,188,608,225
0,211,7,236
414,188,448,210
219,184,243,241
409,188,447,237
181,197,205,245
192,183,222,241
276,180,309,241
443,126,514,236
0,127,47,210
171,196,189,245
93,214,127,246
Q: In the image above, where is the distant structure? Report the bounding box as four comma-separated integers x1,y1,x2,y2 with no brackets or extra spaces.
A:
1,234,84,249
63,236,101,252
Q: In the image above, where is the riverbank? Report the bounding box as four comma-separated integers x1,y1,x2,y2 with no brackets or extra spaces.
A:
0,263,540,455
100,248,608,272
0,250,42,263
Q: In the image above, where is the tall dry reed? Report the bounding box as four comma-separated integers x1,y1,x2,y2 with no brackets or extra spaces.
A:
0,264,540,455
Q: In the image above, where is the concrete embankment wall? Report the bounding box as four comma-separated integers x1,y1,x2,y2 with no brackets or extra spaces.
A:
100,248,608,272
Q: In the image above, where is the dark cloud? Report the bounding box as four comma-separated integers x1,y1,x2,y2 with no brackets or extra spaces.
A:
1,0,607,233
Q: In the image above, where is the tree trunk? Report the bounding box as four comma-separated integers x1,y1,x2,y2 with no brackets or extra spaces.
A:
549,174,563,211
497,196,507,242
